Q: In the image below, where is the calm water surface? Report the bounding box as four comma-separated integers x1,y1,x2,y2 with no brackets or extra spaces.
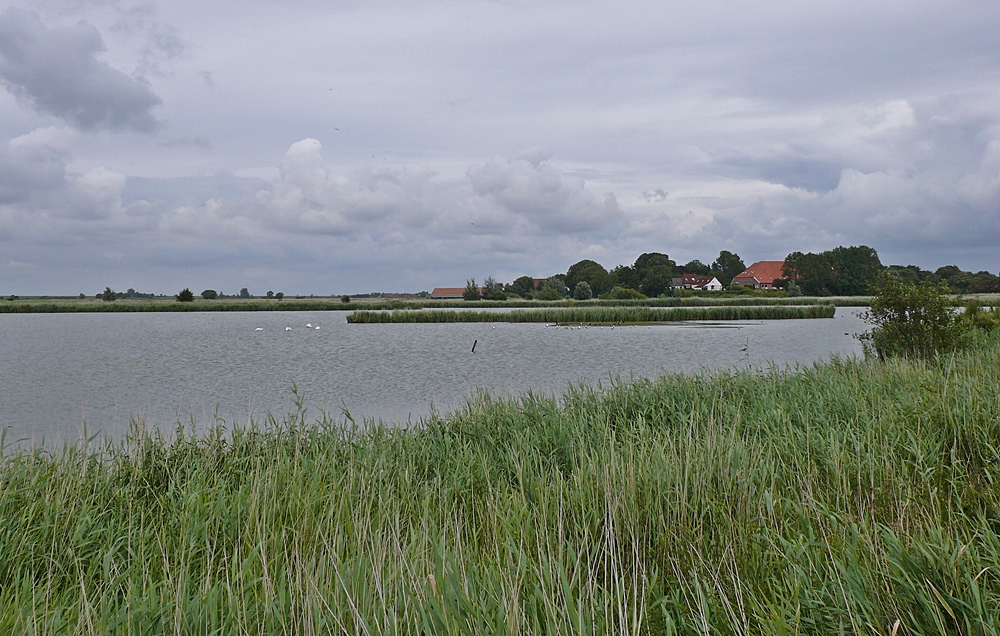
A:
0,310,867,443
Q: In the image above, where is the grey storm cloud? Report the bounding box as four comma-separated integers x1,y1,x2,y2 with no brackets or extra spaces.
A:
632,94,1000,266
0,8,161,132
0,134,623,289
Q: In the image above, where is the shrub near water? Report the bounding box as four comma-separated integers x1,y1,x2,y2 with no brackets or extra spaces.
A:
861,274,971,360
346,304,836,323
4,332,1000,633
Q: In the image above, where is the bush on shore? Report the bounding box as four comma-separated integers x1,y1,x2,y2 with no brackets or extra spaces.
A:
860,274,970,360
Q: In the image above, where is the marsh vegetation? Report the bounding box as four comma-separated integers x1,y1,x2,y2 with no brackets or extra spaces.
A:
2,330,1000,633
346,304,837,324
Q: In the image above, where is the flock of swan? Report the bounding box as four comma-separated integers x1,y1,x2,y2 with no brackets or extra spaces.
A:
254,323,321,332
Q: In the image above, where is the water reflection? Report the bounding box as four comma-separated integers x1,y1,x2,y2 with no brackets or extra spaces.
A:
0,310,867,443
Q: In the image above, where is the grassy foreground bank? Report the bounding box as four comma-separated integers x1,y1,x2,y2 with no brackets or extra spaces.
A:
3,334,1000,633
347,304,836,323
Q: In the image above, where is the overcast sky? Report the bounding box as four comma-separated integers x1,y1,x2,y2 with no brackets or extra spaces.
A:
0,0,997,295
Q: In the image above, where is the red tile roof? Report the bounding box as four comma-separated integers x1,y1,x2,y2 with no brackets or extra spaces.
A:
681,274,717,288
430,287,466,298
732,261,786,286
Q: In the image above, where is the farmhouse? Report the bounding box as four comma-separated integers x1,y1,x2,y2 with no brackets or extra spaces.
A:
672,274,723,291
429,287,466,299
731,261,786,290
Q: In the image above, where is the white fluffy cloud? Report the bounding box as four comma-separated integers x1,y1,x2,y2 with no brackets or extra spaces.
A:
0,126,131,223
465,154,622,234
257,138,437,236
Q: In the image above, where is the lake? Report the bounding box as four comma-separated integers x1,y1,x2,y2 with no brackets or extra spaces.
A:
0,309,868,444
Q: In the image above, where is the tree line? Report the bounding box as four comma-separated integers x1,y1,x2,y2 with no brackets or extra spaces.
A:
463,250,748,301
95,287,262,302
464,246,999,300
783,246,1000,296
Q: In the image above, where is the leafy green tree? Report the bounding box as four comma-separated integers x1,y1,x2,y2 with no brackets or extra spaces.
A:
507,276,536,298
175,288,195,302
463,278,481,301
607,253,679,297
611,286,645,299
536,276,568,300
101,287,116,302
828,245,883,295
641,265,675,297
630,253,677,297
783,252,834,295
885,265,932,285
239,288,251,299
934,265,984,294
266,291,274,299
682,259,712,276
566,260,610,297
201,289,218,299
572,281,593,300
611,264,639,291
634,252,675,276
711,251,745,287
971,271,1000,293
275,292,284,300
784,246,881,296
859,274,969,361
481,276,504,300
341,295,351,303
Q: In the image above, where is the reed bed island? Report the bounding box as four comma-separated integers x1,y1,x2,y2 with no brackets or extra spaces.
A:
3,330,1000,633
346,304,837,323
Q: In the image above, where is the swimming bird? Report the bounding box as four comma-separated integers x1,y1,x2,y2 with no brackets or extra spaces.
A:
255,327,263,331
315,326,320,330
286,327,292,331
306,323,313,328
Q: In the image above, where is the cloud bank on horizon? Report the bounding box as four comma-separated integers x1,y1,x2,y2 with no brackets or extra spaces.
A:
0,0,997,294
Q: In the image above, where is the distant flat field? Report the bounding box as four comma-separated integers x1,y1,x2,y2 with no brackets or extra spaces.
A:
2,294,993,313
0,295,870,313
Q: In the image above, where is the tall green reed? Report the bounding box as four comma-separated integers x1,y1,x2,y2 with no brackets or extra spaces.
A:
2,331,999,633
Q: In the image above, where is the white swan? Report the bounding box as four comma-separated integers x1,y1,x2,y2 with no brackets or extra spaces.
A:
285,327,292,331
306,323,313,328
254,327,263,331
